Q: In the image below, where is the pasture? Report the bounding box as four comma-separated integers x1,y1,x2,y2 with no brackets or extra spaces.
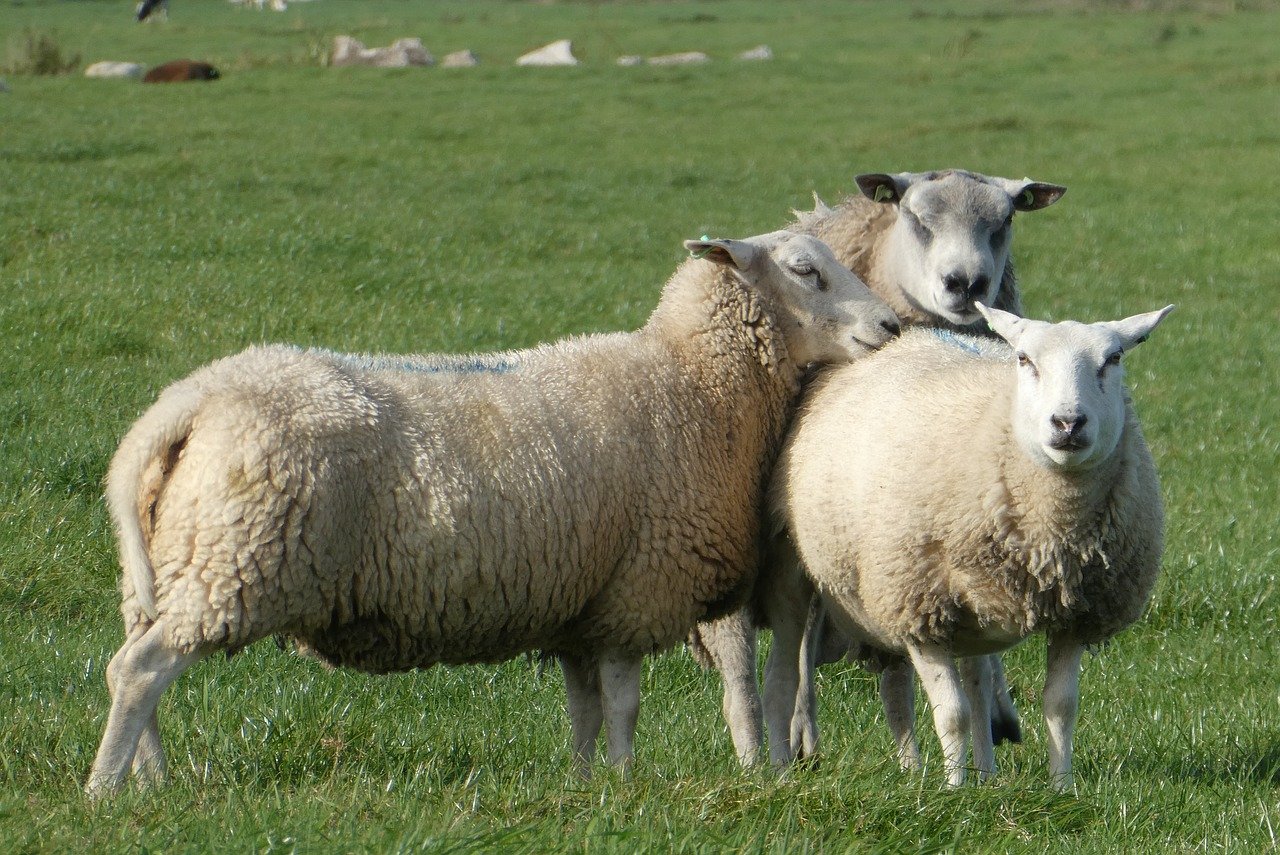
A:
1,0,1278,850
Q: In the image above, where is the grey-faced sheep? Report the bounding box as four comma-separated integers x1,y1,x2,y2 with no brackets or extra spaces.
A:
689,169,1065,766
84,230,901,796
767,304,1172,788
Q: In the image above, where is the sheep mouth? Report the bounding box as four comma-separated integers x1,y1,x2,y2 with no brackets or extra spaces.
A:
851,335,889,352
1048,435,1090,452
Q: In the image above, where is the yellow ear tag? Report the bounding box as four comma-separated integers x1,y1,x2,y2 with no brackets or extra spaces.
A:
1021,189,1036,206
690,235,714,259
873,184,895,203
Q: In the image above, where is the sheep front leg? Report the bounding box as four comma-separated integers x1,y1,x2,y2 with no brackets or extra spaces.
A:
598,651,643,769
989,654,1023,745
762,597,809,767
86,622,202,798
1044,634,1084,792
558,653,603,776
960,655,996,780
879,658,922,771
907,642,970,787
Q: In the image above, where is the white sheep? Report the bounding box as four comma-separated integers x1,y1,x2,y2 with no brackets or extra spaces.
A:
690,168,1065,766
767,304,1172,788
84,229,901,796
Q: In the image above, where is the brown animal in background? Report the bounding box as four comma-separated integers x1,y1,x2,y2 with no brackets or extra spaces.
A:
142,60,220,83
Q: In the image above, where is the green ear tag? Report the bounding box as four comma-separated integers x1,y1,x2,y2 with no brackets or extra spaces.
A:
690,235,714,259
873,184,895,203
1021,189,1036,207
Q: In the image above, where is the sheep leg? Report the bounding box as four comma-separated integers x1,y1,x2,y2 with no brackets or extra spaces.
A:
907,642,970,787
879,658,922,771
558,653,603,776
598,652,643,769
989,654,1022,745
104,625,167,784
789,595,825,761
1044,634,1084,792
761,593,811,767
698,610,764,766
86,622,201,798
961,655,996,780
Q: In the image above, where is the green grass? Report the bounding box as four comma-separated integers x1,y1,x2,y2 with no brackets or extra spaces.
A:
2,0,1278,850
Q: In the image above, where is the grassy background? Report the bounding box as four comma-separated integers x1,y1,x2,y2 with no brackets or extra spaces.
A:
2,0,1278,851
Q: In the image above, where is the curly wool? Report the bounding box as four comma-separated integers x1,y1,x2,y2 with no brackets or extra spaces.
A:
108,260,801,673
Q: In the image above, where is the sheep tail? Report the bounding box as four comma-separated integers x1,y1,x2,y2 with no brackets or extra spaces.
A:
105,382,202,622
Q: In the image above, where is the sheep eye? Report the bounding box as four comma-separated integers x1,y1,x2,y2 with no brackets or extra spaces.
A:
792,264,827,290
1098,350,1123,377
1016,352,1038,376
902,208,931,237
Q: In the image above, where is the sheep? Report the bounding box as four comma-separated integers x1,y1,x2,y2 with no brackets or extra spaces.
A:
689,168,1065,766
84,229,901,797
766,304,1173,788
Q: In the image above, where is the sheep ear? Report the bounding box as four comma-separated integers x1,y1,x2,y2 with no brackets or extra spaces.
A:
1103,305,1175,351
976,302,1029,346
684,237,757,270
811,192,834,217
855,173,912,205
1001,179,1067,212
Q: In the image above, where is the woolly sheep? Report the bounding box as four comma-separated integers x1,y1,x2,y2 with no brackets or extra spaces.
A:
767,304,1173,788
690,169,1065,766
84,230,901,796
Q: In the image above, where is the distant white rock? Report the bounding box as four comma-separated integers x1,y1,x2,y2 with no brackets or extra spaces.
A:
647,52,709,66
331,35,433,68
516,39,579,67
85,61,145,80
738,45,772,61
616,55,643,67
441,49,479,68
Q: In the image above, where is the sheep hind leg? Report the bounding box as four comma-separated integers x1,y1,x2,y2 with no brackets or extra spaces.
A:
701,611,764,767
879,657,922,772
907,642,970,787
1044,634,1084,792
558,653,603,777
598,651,643,770
86,621,202,798
104,625,167,785
961,655,996,781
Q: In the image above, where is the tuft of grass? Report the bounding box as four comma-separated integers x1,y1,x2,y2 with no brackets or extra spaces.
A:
3,28,79,76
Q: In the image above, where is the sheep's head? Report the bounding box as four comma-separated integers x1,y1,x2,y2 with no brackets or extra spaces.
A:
857,170,1066,327
684,231,900,366
978,303,1173,471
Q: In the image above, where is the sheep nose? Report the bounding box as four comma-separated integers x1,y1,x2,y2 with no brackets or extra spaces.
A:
880,318,901,337
1051,413,1088,436
942,273,991,301
943,273,969,295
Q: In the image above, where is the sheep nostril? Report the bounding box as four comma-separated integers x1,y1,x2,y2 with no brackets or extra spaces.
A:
880,319,901,337
1051,413,1088,435
967,274,990,298
943,273,967,295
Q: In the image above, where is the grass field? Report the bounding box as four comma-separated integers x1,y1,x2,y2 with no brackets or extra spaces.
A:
2,0,1278,851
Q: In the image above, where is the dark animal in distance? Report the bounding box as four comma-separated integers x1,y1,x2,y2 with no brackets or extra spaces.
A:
142,60,221,83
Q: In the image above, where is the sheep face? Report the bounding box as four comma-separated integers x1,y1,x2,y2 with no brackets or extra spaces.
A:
857,170,1066,326
979,304,1174,470
684,231,900,364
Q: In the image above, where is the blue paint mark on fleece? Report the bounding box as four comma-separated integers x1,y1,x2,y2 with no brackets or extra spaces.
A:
928,328,984,355
319,348,518,375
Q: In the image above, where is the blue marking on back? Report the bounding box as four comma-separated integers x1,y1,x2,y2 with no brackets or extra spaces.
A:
928,328,984,355
323,349,518,376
